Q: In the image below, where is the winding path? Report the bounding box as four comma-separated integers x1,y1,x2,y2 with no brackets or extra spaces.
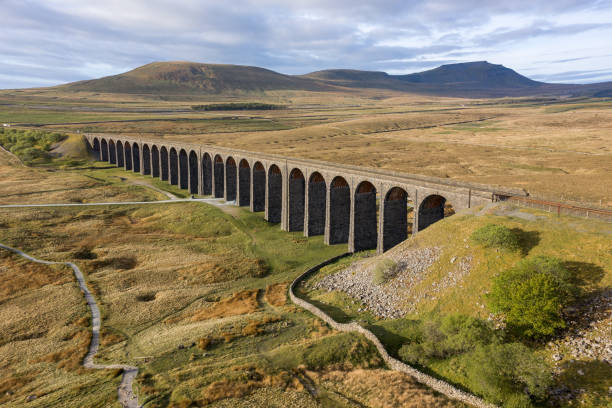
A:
0,243,142,408
289,254,497,408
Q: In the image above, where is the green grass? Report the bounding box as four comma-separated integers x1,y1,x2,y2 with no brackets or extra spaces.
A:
300,206,612,407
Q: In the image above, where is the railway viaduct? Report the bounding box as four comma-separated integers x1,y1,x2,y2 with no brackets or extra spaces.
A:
86,134,523,253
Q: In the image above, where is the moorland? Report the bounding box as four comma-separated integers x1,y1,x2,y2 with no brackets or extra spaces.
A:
0,60,610,408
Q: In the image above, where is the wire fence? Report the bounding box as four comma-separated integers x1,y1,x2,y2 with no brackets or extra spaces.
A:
508,196,612,222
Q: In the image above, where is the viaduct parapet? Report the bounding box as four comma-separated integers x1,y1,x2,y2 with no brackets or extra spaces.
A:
85,134,524,253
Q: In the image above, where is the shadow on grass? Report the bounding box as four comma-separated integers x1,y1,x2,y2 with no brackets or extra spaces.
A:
510,228,540,255
563,261,605,288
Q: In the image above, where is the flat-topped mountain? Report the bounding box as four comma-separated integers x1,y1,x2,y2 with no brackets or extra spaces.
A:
61,61,334,94
56,60,612,98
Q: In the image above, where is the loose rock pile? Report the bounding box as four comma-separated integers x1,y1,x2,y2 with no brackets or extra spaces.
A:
312,247,442,318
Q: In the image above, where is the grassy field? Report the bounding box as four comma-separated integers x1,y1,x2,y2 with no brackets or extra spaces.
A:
1,88,610,206
0,148,465,407
299,205,612,407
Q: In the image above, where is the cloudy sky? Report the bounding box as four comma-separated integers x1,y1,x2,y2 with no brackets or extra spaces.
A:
2,0,612,89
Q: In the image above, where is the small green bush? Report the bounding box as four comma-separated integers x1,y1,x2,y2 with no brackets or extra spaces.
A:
488,256,578,338
398,314,495,365
372,258,398,285
471,224,520,251
464,342,552,405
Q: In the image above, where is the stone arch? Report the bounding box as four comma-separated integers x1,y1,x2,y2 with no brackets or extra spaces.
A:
238,159,250,206
151,145,160,177
418,194,454,231
124,143,132,170
353,181,377,251
266,164,282,223
252,162,265,212
142,144,151,175
307,172,326,236
100,139,108,161
383,187,409,251
132,142,140,173
109,140,116,164
202,153,212,195
92,137,100,160
189,150,198,194
160,146,169,181
329,176,350,244
289,168,305,231
225,157,237,202
116,141,124,167
214,155,224,198
169,148,178,185
179,149,188,189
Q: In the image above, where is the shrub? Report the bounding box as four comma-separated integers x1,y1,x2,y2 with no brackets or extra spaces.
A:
372,258,399,285
488,256,577,338
471,224,520,251
398,314,495,365
464,342,552,405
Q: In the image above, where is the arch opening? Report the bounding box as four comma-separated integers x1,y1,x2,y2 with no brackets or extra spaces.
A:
383,187,410,251
100,139,108,161
266,164,282,223
418,194,454,231
109,140,116,164
142,144,151,175
252,162,265,212
91,138,100,160
169,148,178,185
288,168,305,231
132,143,140,173
307,172,326,236
329,176,350,244
116,141,124,167
124,143,132,170
151,146,160,178
202,153,212,195
160,147,169,181
189,151,198,194
214,155,224,198
238,159,250,206
353,181,377,251
179,149,188,189
225,157,237,202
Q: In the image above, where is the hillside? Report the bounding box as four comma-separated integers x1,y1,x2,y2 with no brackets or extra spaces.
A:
60,61,335,94
54,60,612,98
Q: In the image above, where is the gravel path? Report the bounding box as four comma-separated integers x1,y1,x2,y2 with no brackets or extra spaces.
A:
0,243,142,408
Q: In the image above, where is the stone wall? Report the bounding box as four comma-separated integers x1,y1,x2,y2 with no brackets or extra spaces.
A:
267,172,282,223
226,164,237,201
238,167,250,206
307,181,326,235
329,186,350,244
202,157,212,195
214,162,224,198
353,191,377,251
289,255,497,408
383,199,408,251
289,177,305,231
252,169,265,212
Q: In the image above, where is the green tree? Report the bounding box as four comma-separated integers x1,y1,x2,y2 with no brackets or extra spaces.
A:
488,256,577,338
471,223,521,251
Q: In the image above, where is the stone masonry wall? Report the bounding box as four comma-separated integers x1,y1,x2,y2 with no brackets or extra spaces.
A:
289,177,305,231
308,181,326,235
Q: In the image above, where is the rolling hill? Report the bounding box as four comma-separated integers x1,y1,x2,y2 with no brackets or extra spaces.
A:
55,60,612,98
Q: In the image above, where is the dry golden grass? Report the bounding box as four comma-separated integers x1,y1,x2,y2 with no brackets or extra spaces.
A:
264,282,288,307
318,369,460,408
190,289,260,322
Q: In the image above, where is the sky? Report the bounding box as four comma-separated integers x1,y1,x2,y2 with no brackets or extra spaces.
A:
2,0,612,89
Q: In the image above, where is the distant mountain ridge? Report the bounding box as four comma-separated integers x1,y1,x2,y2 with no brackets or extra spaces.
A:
57,60,612,98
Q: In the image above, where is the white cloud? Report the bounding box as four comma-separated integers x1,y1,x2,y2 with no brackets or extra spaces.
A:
0,0,610,88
